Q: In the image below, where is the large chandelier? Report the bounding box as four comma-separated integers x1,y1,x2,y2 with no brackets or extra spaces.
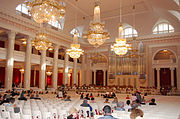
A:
66,32,84,59
111,25,129,56
32,30,52,50
83,2,110,47
26,0,66,24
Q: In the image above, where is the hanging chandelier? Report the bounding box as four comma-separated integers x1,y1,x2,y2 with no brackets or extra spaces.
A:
26,0,66,24
111,25,128,56
32,30,52,51
83,2,110,47
66,32,84,59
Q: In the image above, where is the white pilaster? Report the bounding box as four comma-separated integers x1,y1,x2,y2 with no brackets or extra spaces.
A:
81,54,86,85
73,58,77,85
5,31,16,90
24,37,32,90
39,50,46,90
103,70,106,86
52,45,59,89
170,67,175,87
156,68,160,89
94,70,96,85
64,54,69,85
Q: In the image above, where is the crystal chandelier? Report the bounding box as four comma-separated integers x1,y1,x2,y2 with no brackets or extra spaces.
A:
66,32,84,59
83,2,110,47
26,0,66,24
32,30,52,50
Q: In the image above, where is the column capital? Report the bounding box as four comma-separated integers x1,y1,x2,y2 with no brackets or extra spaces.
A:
156,68,160,71
7,31,16,39
170,67,175,70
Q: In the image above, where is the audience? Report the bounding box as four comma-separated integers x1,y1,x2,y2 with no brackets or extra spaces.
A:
98,105,118,119
112,97,118,104
65,96,71,101
104,98,110,103
80,99,93,117
124,100,132,111
67,107,78,119
18,91,27,101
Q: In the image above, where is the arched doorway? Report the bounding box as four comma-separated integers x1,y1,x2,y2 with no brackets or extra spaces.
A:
96,70,103,86
153,49,177,88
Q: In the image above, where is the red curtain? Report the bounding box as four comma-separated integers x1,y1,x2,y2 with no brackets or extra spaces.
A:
160,68,171,88
96,70,103,86
0,41,5,48
78,72,80,86
58,73,63,86
13,68,21,85
154,69,157,87
14,44,20,51
0,67,5,86
35,71,39,87
47,75,52,86
92,71,94,85
30,70,34,87
70,73,72,86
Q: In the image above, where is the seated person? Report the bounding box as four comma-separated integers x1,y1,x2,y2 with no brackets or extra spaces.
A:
115,102,125,111
124,100,132,111
34,92,41,100
130,109,144,119
18,91,27,101
30,93,34,99
126,95,130,99
112,97,118,104
104,98,110,103
80,99,93,116
140,97,146,105
85,94,90,100
67,107,78,119
149,98,156,105
57,91,63,98
98,105,118,119
80,93,84,99
65,96,71,101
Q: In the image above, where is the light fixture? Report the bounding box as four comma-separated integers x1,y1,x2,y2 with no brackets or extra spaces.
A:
66,0,83,59
19,68,24,74
32,29,52,51
46,71,52,76
111,0,128,56
26,0,66,24
83,1,110,47
66,32,84,59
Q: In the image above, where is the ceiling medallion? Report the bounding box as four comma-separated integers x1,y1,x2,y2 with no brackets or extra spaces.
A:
83,2,110,48
26,0,66,24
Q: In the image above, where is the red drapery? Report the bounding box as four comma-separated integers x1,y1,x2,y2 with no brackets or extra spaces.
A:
47,75,52,86
154,69,157,87
160,68,171,88
70,73,72,86
96,70,103,86
30,70,34,87
35,71,39,87
0,67,5,86
58,73,63,86
13,68,21,85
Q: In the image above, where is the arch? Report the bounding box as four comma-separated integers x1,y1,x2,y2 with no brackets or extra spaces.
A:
152,48,177,61
152,19,174,34
123,26,138,38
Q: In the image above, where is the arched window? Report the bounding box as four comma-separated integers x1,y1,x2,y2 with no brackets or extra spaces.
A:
123,27,138,38
16,4,31,16
153,23,174,34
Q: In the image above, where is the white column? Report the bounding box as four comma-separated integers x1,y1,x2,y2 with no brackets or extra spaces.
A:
73,58,77,85
156,68,160,89
63,54,69,85
24,37,32,90
52,45,58,89
94,70,96,85
103,70,106,86
39,50,46,90
81,54,86,85
170,67,175,87
20,72,23,88
5,31,16,90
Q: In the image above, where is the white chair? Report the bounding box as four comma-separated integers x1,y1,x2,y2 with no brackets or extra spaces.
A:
10,112,21,119
49,109,57,119
0,105,5,112
23,109,31,115
32,110,42,119
21,114,32,119
1,111,11,119
42,112,52,119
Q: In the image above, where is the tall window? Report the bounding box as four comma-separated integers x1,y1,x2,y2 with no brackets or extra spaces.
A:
123,27,138,38
16,4,31,16
153,23,174,34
